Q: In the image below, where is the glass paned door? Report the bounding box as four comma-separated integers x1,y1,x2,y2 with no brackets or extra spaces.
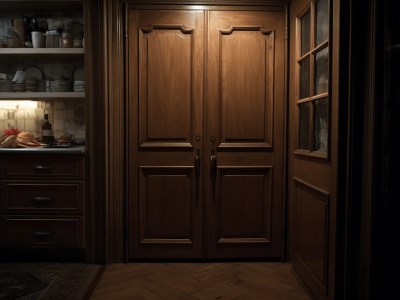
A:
296,0,330,156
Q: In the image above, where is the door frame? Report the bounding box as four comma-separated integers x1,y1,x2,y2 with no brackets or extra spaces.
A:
101,0,289,263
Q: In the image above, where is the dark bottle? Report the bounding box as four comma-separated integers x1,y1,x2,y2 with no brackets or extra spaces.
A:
42,113,54,144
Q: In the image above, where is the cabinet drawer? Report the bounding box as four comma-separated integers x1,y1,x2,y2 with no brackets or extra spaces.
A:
0,217,84,248
4,155,84,179
3,182,84,214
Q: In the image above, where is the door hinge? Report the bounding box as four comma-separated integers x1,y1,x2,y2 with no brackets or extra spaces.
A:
285,26,288,41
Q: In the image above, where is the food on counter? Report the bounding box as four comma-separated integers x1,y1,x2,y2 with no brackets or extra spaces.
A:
57,134,75,145
0,129,42,148
3,128,21,136
17,131,42,147
0,134,18,148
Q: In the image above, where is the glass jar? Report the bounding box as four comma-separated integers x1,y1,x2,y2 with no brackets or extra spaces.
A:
73,31,83,48
62,32,73,48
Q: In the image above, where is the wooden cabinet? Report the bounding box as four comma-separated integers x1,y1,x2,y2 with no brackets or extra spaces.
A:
0,153,85,249
127,7,286,259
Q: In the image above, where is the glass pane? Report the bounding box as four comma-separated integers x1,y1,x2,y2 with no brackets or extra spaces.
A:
316,0,329,45
315,47,329,95
300,58,310,99
298,102,310,150
301,10,311,56
314,98,328,152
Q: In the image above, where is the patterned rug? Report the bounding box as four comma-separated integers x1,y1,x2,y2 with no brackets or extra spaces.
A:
0,263,103,300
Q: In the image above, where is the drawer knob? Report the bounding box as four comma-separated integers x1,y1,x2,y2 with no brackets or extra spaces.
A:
34,165,52,171
32,231,52,238
31,197,53,203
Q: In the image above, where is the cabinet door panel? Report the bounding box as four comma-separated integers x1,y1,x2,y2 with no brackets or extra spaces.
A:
128,10,204,259
219,28,274,148
139,26,193,147
139,167,195,244
216,167,272,244
206,10,285,258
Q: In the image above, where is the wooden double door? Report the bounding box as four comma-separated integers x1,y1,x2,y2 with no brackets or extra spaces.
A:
127,8,286,259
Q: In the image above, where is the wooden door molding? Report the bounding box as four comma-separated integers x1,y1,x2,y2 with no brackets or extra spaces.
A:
84,0,109,263
122,0,289,6
92,0,126,263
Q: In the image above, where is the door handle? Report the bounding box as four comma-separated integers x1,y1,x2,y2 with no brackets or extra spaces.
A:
210,154,217,175
31,196,53,204
33,165,52,171
195,150,201,177
32,231,52,238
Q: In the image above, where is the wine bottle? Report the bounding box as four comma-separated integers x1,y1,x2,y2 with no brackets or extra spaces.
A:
42,113,54,144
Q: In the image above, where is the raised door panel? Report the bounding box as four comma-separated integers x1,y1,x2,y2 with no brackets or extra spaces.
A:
139,167,195,244
219,27,274,148
128,10,204,259
292,178,329,296
207,10,285,258
139,24,195,148
216,167,272,245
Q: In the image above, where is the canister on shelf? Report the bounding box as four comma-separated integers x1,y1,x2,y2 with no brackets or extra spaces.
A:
62,32,73,48
73,31,83,48
12,17,25,46
45,30,61,48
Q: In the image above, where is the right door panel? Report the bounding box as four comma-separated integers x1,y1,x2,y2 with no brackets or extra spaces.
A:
206,10,286,258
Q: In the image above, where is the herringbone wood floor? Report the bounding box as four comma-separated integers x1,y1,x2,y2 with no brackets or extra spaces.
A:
90,262,313,299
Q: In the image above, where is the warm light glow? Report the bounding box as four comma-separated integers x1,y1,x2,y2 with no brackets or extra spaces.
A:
0,101,38,109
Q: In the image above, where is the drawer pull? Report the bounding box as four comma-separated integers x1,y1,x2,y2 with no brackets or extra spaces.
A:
34,165,52,171
32,231,52,238
31,197,53,203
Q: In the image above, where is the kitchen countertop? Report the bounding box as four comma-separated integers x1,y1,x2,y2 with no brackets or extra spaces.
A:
0,146,85,154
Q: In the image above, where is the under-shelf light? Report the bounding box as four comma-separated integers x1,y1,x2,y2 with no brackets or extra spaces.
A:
0,100,38,109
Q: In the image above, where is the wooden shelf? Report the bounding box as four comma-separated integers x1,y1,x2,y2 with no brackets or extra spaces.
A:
0,0,83,12
0,92,85,100
0,48,84,58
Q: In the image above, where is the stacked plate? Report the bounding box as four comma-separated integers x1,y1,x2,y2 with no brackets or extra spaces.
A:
49,80,72,92
12,82,25,92
38,80,46,92
73,80,85,92
25,77,39,92
0,80,13,92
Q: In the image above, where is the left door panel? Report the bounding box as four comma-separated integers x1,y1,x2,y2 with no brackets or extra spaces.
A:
127,10,204,259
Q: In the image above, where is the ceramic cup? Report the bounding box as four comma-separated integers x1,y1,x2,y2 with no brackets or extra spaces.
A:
31,31,43,48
